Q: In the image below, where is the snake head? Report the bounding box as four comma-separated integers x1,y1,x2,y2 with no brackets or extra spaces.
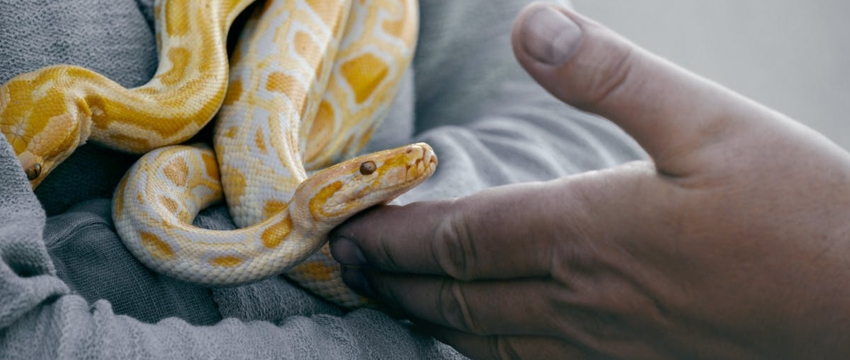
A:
0,69,90,188
296,143,438,225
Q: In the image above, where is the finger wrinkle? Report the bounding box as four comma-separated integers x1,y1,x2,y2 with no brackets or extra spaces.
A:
376,228,403,272
432,203,479,280
579,41,636,113
437,278,482,335
493,335,523,360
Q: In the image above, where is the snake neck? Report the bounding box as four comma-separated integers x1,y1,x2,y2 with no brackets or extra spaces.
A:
0,0,258,187
84,0,258,153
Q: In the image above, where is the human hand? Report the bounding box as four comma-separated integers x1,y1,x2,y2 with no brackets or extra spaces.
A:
329,3,850,359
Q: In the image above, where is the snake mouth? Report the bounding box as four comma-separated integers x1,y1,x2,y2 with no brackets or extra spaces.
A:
374,144,437,195
424,147,438,173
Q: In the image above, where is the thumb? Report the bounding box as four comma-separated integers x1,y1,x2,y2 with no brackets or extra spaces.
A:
512,3,759,175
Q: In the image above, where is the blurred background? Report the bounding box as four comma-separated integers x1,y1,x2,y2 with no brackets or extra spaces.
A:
571,1,850,150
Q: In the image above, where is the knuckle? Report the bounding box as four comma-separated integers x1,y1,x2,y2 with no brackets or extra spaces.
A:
432,201,478,280
574,29,636,109
436,279,483,334
375,232,403,271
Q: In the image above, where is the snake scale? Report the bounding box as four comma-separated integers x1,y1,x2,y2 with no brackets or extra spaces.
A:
0,0,435,308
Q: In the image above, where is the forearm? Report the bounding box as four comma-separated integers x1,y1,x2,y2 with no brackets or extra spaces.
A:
1,294,447,359
0,135,458,359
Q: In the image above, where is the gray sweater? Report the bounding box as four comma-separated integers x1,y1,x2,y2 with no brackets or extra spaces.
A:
0,0,644,358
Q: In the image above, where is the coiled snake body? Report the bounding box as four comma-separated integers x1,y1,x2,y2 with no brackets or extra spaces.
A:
0,0,434,308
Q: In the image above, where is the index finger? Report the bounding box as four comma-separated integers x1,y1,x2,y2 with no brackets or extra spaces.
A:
330,181,571,280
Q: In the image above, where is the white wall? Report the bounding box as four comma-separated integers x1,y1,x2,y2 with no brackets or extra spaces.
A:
571,0,850,149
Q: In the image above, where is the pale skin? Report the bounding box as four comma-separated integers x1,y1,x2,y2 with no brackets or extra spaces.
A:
329,3,850,360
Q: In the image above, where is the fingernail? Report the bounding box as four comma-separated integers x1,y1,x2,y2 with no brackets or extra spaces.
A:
342,267,375,297
521,6,583,66
329,237,367,266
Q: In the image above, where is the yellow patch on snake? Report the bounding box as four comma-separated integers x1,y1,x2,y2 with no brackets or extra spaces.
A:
306,0,341,26
224,126,237,138
261,215,292,249
341,53,388,104
210,256,243,268
254,128,267,154
314,59,326,88
381,7,406,37
223,78,243,106
304,100,334,165
266,72,305,97
108,134,152,152
266,72,309,123
160,48,192,86
309,180,343,218
163,156,189,187
140,232,175,260
296,261,334,281
263,200,287,218
294,32,324,78
201,152,219,179
165,0,190,36
222,165,246,205
159,195,180,215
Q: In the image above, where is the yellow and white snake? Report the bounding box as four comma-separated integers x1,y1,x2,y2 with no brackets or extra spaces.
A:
0,0,435,308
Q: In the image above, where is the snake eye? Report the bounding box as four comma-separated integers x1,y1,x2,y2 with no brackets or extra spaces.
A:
25,163,42,181
359,161,377,175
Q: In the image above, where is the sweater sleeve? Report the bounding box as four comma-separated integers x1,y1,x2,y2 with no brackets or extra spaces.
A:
0,0,463,359
0,134,461,359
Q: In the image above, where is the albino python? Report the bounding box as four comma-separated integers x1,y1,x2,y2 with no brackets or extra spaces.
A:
0,0,434,308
